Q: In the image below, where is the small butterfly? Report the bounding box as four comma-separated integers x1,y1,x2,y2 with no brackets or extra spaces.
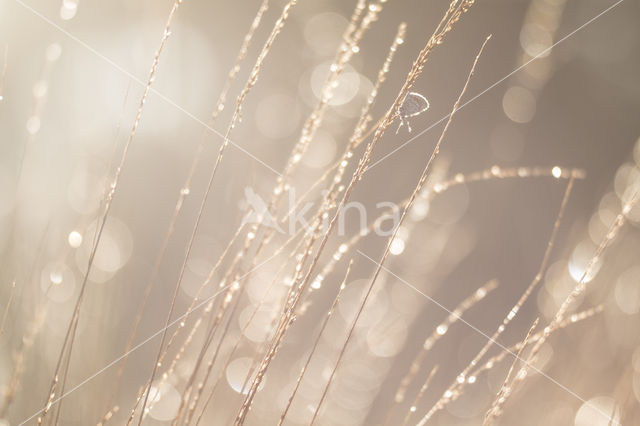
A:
396,92,430,134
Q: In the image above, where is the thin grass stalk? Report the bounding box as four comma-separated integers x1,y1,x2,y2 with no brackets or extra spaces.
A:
309,35,490,426
401,365,439,426
135,5,299,417
0,224,52,416
284,23,408,320
190,6,381,383
277,260,354,426
416,174,576,425
282,23,407,332
100,143,202,421
37,3,183,423
177,302,241,425
16,43,59,181
110,3,270,418
192,235,309,425
92,80,132,249
0,280,16,339
177,239,298,426
412,305,605,421
389,280,498,417
229,17,405,420
168,230,310,424
505,190,640,417
234,5,477,422
177,291,243,426
129,224,248,422
245,0,376,269
271,0,367,200
312,166,583,292
140,223,305,425
232,229,320,425
482,318,539,426
468,305,603,381
308,21,406,229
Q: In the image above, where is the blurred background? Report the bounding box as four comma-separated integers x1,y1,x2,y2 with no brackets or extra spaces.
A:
0,0,639,424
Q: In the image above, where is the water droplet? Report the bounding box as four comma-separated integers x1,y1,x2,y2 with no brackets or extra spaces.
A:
390,238,405,255
26,116,41,135
50,270,63,285
68,230,83,248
